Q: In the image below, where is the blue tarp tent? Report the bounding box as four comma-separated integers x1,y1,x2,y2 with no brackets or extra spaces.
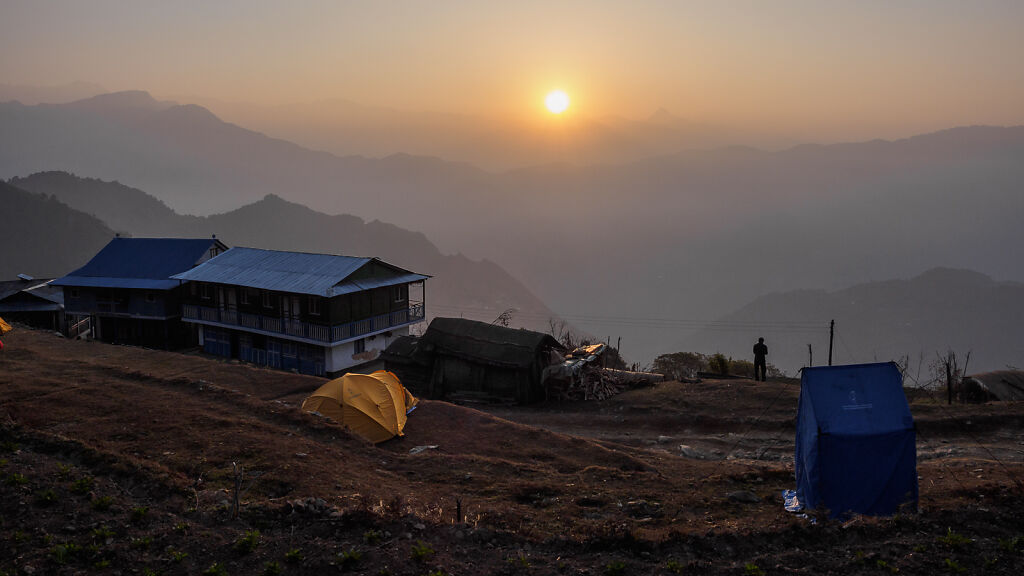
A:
795,362,918,518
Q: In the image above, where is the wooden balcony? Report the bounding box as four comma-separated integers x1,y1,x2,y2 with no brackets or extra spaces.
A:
181,303,425,345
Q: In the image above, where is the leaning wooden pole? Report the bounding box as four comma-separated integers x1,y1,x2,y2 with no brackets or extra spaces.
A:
828,319,834,366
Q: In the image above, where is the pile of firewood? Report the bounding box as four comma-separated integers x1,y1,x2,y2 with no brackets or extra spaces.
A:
548,367,663,401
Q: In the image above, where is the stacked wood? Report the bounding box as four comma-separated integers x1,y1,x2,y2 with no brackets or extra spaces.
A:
547,366,664,401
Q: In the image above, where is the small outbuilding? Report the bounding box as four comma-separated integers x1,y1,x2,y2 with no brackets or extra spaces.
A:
961,371,1024,402
794,362,918,519
383,317,564,404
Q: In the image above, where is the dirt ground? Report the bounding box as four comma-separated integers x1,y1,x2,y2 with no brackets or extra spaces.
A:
1,327,1023,575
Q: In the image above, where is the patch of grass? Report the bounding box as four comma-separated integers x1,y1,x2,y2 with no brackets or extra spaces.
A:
605,561,626,576
93,559,111,569
507,553,531,569
285,548,303,563
91,496,114,511
92,525,115,541
51,542,82,565
665,559,685,574
337,548,362,571
203,563,229,576
130,536,153,550
142,569,159,576
233,529,261,554
937,528,972,549
4,473,28,486
70,476,94,495
876,559,898,573
57,463,73,480
169,548,189,563
998,535,1023,552
411,540,435,563
744,563,766,576
35,488,58,507
131,506,150,522
12,530,29,544
363,528,383,544
263,562,282,576
173,521,189,534
943,558,965,573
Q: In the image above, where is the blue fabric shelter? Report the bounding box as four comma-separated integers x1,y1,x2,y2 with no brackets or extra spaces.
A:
795,362,917,518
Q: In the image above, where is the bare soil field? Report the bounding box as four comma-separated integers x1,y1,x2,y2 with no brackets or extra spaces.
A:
1,327,1023,575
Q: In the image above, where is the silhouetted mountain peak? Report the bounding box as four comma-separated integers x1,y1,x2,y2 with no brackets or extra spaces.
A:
912,267,993,287
65,90,172,112
648,108,676,124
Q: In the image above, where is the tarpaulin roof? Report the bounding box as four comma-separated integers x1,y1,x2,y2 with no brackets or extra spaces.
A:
421,317,564,368
52,237,224,291
795,362,917,518
964,371,1024,401
172,247,428,297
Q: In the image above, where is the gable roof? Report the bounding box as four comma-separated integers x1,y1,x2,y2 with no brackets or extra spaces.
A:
52,237,226,291
0,278,64,311
420,317,564,368
171,246,428,297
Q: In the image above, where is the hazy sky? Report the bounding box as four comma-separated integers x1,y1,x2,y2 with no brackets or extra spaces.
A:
3,0,1024,138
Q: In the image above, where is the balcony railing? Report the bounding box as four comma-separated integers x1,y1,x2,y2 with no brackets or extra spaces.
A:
182,302,425,344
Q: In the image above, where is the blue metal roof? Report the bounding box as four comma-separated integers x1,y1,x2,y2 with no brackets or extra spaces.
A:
52,237,222,290
172,247,428,297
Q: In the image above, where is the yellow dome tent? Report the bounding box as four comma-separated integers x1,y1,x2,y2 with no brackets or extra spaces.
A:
0,317,12,335
301,371,418,444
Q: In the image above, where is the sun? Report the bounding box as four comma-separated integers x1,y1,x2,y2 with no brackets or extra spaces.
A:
545,90,570,114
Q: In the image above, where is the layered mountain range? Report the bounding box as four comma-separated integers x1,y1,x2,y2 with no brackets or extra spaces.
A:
3,90,1022,370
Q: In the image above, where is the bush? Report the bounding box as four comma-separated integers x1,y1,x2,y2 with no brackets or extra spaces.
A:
234,529,261,554
411,540,435,563
709,353,730,375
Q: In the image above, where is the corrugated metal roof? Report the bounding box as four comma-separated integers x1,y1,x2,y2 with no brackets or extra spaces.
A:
421,317,564,368
171,247,428,297
52,237,221,290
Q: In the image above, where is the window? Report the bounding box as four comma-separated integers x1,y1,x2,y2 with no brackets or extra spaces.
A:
308,296,321,316
392,285,406,303
240,289,250,305
262,291,272,308
354,338,365,354
70,288,79,299
145,292,156,303
199,283,212,300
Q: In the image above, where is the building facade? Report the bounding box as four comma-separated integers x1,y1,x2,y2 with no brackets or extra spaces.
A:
52,237,227,348
172,247,428,376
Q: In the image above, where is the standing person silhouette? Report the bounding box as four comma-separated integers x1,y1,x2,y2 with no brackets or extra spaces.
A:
753,337,768,381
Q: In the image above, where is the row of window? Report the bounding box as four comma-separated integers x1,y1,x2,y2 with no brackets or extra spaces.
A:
70,288,157,304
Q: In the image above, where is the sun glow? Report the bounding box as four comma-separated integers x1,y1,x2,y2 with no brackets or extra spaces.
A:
545,90,570,114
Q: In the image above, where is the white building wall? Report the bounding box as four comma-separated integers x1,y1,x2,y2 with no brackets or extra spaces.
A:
325,325,412,373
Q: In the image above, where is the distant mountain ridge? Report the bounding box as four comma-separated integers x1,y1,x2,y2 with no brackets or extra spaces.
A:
684,268,1024,375
8,172,557,332
4,90,1024,366
0,181,113,278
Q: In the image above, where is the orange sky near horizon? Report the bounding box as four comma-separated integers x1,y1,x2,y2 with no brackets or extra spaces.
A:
3,1,1024,140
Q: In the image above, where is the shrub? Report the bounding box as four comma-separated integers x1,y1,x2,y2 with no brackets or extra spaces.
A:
203,563,229,576
604,561,626,576
70,476,94,495
363,529,383,544
337,548,362,571
665,559,685,574
131,506,150,522
35,488,58,507
4,473,28,486
169,548,189,563
130,536,152,550
92,525,115,541
91,496,114,511
233,529,261,554
709,353,729,375
411,540,435,563
263,562,282,576
57,463,73,480
744,563,765,576
285,548,303,563
937,528,972,549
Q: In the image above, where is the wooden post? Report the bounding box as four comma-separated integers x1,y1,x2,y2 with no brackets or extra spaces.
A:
946,354,953,406
808,344,813,367
828,320,834,366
